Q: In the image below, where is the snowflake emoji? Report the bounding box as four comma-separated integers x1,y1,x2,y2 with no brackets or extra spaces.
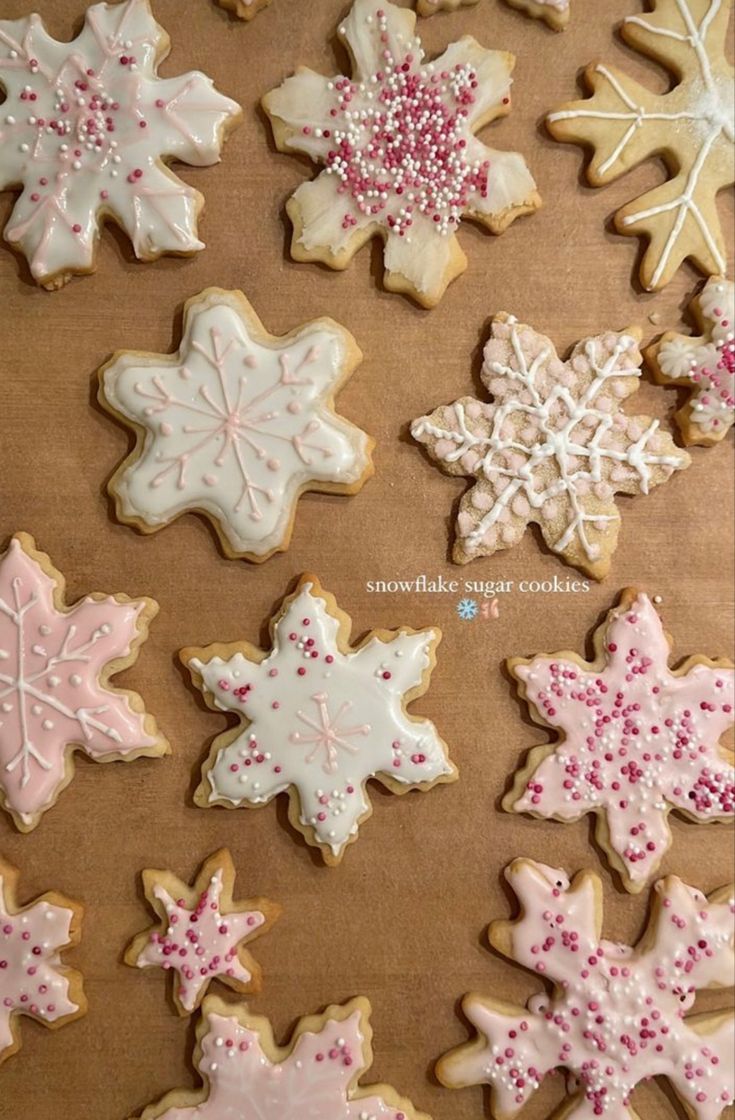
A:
100,288,374,562
182,576,456,864
418,0,571,32
547,0,734,292
0,533,169,832
505,590,734,892
457,597,479,621
0,857,86,1065
0,0,240,289
135,994,430,1120
125,849,280,1015
262,0,540,307
411,313,690,579
648,276,734,446
437,860,735,1120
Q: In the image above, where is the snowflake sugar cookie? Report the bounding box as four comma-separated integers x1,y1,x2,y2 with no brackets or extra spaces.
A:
437,860,735,1120
99,288,374,562
0,0,240,289
411,314,690,579
0,858,86,1066
135,995,431,1120
262,0,540,308
182,576,456,864
647,276,734,446
215,0,271,19
0,533,169,832
418,0,571,30
125,849,280,1015
505,590,734,892
547,0,734,291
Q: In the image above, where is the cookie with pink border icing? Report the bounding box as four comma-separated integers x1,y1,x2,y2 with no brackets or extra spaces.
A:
504,589,734,892
182,574,456,865
262,0,540,308
125,848,280,1016
215,0,271,19
437,859,735,1120
0,533,169,832
133,994,431,1120
0,857,86,1066
647,277,734,446
0,0,241,289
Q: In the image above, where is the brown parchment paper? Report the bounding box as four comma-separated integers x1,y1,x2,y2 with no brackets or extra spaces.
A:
0,1,732,1117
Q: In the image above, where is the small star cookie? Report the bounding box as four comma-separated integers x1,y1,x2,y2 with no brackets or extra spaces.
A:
215,0,272,19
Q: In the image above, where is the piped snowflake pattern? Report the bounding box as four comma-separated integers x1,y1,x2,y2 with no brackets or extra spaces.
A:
263,0,540,307
182,576,455,864
136,995,430,1120
505,591,734,892
418,0,571,32
0,0,240,288
547,0,734,292
0,534,168,831
437,860,735,1120
411,314,690,579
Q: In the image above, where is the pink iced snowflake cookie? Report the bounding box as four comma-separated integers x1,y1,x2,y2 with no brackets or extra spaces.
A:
133,994,431,1120
125,849,280,1016
411,314,690,580
0,533,169,832
437,859,735,1120
0,0,240,289
505,590,734,892
262,0,540,308
99,288,374,562
0,857,86,1066
182,575,456,865
214,0,271,19
647,277,734,447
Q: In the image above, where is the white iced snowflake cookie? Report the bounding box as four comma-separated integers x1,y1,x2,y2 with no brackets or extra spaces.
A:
99,289,374,562
418,0,571,30
0,0,241,289
215,0,271,19
263,0,540,308
647,277,734,446
181,576,456,865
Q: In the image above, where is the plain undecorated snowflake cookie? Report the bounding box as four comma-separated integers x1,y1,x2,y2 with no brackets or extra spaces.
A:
182,575,456,865
125,849,280,1015
0,858,86,1066
505,589,734,893
411,314,690,579
437,859,735,1120
647,276,734,446
547,0,734,291
418,0,571,31
99,288,374,562
133,995,431,1120
0,0,241,289
262,0,540,308
215,0,271,19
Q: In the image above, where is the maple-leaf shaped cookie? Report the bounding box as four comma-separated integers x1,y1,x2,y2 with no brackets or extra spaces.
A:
547,0,734,292
437,860,735,1120
0,533,169,832
182,576,456,864
99,288,374,562
0,0,240,289
134,994,431,1120
647,276,735,446
125,848,280,1015
411,314,690,579
418,0,571,31
262,0,540,308
0,857,86,1066
505,590,734,892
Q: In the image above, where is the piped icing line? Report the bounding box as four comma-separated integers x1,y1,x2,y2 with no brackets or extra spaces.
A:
0,533,169,832
647,276,734,446
437,860,735,1120
547,0,734,291
99,288,374,562
124,849,280,1016
181,575,456,865
0,0,241,289
0,857,86,1066
504,589,734,893
262,0,540,308
411,314,690,580
214,0,272,19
